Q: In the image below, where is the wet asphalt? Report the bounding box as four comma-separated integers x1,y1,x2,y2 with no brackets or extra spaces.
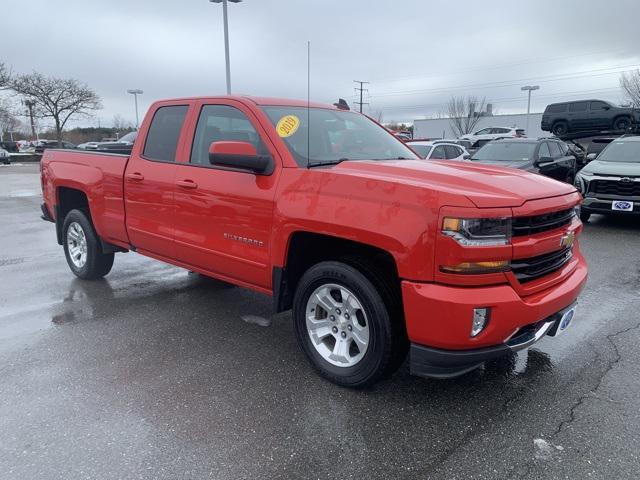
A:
1,163,639,480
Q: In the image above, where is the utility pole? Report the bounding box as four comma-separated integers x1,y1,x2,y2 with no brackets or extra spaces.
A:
127,89,144,130
521,85,539,134
354,80,369,113
210,0,242,95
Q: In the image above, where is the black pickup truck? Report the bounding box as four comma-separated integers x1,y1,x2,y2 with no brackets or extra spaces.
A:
541,100,639,137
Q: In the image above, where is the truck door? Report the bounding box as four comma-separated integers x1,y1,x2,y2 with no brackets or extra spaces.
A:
124,103,190,258
172,101,280,291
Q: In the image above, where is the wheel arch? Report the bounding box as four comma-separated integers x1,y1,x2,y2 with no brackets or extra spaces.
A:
273,231,401,313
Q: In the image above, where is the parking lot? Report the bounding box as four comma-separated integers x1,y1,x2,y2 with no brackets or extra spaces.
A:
1,163,639,479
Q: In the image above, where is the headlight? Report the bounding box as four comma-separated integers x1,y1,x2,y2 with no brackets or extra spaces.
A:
442,217,511,246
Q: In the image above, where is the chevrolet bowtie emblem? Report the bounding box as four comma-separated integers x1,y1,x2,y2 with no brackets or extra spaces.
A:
560,231,575,248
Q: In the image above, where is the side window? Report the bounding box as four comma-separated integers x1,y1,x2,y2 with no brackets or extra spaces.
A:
475,128,490,135
590,101,609,111
444,145,459,159
190,105,267,166
548,104,567,113
496,128,510,134
569,102,588,112
538,142,551,158
143,105,188,162
559,142,569,155
548,141,562,158
431,145,446,159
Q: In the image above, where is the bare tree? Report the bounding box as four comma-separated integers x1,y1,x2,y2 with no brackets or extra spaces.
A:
620,70,640,107
446,96,487,137
112,114,133,130
0,62,11,89
9,71,102,144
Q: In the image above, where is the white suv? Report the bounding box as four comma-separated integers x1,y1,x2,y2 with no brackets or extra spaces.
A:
460,127,525,146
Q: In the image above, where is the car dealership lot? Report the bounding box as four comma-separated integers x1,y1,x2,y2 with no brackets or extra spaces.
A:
1,164,639,479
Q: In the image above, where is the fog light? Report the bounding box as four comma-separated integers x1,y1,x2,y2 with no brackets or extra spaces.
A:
471,308,490,337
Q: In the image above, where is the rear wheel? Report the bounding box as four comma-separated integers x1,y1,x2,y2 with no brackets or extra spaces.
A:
63,209,114,279
552,121,568,136
293,261,404,388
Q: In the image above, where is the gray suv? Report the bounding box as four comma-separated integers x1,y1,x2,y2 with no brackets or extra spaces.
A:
574,136,640,222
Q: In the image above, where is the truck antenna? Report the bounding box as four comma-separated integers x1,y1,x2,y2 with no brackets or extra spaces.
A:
307,40,311,168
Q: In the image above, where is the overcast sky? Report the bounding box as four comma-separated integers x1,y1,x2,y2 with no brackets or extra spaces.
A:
3,0,640,127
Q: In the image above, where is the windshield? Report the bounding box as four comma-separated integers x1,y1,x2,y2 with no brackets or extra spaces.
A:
118,131,137,143
407,144,432,158
471,142,537,161
597,141,640,163
262,106,418,166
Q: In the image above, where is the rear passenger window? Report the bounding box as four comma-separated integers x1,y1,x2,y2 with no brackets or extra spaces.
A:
444,145,460,159
547,104,567,113
190,105,267,166
569,102,588,112
431,145,446,160
143,105,188,162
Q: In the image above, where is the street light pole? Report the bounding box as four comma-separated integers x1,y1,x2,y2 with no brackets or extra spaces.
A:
127,89,144,130
210,0,242,95
521,85,540,134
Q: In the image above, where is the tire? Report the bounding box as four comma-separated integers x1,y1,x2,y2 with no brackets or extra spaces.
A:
580,211,591,223
293,261,403,388
552,121,568,136
613,116,631,131
62,209,114,279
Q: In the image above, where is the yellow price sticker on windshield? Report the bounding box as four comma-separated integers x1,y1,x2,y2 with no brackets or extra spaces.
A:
276,115,300,138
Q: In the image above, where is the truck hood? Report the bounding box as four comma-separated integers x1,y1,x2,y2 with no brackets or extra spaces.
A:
334,159,575,208
581,160,640,177
468,158,535,170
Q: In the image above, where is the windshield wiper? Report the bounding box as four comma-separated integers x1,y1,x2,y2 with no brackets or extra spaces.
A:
307,158,350,168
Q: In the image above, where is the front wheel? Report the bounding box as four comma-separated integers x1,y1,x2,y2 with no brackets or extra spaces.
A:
293,261,403,388
552,121,568,136
63,209,114,279
613,116,631,131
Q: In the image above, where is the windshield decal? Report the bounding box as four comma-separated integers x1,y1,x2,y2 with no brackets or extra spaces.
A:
276,115,300,138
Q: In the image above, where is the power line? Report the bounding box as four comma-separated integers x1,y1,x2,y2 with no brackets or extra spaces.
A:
369,64,640,98
372,47,639,84
354,80,369,113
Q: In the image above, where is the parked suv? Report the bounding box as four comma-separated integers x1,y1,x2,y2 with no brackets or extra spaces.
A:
459,126,525,146
574,136,640,222
541,100,639,136
470,138,577,183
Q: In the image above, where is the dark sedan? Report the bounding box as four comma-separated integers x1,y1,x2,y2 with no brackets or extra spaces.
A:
470,138,577,183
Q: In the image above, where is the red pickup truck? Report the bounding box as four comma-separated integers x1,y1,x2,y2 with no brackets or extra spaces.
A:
41,96,587,387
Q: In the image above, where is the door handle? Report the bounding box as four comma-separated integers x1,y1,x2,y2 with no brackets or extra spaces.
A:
126,172,144,181
176,179,198,189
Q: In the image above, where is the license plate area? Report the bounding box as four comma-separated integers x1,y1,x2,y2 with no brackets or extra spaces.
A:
612,200,633,211
547,304,577,337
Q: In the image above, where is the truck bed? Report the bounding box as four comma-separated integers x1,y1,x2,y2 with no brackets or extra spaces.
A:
41,149,131,247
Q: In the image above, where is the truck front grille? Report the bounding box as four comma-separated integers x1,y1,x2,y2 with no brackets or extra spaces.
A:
512,246,573,284
589,179,640,197
512,208,574,236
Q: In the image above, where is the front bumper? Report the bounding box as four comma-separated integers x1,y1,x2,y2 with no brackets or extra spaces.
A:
410,303,574,378
582,196,640,215
402,253,587,378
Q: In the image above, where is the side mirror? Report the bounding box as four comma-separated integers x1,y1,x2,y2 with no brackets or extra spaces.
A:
463,154,471,160
586,153,597,162
209,141,272,174
603,105,610,110
536,156,553,166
